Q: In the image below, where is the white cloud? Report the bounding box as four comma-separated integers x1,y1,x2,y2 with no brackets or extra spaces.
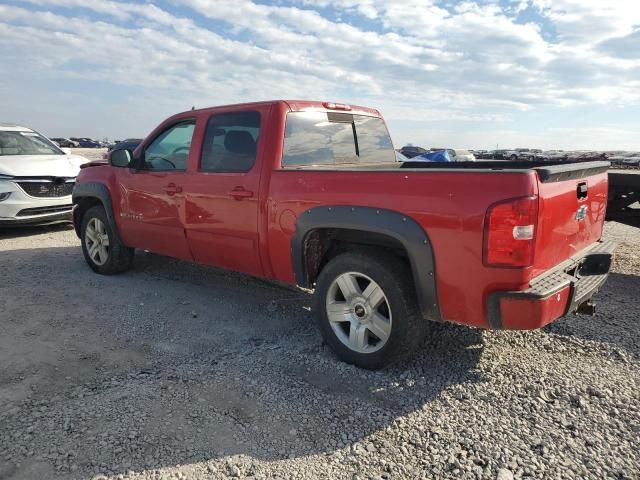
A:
598,29,640,61
1,0,639,148
532,0,640,44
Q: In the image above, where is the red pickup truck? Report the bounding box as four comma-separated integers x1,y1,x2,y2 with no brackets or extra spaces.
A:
72,100,615,369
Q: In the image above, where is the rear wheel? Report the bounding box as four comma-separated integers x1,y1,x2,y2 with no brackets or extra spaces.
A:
314,251,427,369
81,205,133,274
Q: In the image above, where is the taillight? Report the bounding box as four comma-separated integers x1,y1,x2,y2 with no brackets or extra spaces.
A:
484,196,538,267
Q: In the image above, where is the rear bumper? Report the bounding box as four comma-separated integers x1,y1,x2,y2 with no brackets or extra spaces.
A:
487,239,616,329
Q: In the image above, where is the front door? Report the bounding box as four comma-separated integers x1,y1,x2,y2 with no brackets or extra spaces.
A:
183,109,264,276
116,120,195,260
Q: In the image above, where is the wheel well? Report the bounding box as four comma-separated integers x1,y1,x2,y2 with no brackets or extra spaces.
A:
73,197,103,236
303,228,411,287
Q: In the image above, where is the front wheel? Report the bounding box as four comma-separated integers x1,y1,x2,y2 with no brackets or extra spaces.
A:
81,205,134,274
314,251,427,369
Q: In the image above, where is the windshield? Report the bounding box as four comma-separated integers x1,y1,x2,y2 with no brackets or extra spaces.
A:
0,131,63,156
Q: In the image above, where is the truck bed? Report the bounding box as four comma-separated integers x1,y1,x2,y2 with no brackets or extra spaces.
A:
268,159,609,328
292,159,611,182
401,159,610,180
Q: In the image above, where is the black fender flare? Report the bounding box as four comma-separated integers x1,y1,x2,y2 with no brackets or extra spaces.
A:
291,206,441,321
72,182,122,243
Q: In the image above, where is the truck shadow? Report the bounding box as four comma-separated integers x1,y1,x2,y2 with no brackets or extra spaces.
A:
0,245,490,478
544,272,640,358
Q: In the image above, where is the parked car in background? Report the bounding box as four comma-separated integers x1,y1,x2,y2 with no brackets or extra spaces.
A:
72,100,615,369
112,138,142,152
399,145,428,158
477,149,544,160
70,137,102,148
420,149,476,162
543,150,568,160
50,137,79,148
485,149,515,160
449,149,476,161
474,150,495,160
566,151,608,162
0,123,87,226
103,138,143,160
395,150,410,162
500,149,526,160
511,149,537,161
608,151,640,167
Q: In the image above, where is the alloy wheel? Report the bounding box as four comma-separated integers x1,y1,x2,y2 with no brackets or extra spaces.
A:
85,217,110,266
325,272,392,353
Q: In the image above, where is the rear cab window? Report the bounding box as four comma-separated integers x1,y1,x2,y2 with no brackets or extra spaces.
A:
281,111,395,168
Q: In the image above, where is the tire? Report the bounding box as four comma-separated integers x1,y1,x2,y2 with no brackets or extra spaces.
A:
314,250,427,369
80,205,134,275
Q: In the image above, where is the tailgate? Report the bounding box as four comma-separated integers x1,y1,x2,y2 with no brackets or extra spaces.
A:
533,161,610,274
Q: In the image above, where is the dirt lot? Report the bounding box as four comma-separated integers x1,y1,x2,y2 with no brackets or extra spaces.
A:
71,148,108,162
0,221,638,480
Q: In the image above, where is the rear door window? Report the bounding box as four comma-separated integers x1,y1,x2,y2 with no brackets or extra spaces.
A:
281,111,394,167
200,111,261,173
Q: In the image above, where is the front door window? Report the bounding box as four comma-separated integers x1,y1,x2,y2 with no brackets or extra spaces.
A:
143,121,195,171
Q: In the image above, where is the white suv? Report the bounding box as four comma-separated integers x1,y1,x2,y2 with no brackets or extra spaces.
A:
0,123,88,226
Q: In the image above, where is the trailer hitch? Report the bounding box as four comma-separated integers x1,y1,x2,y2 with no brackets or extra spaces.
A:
576,300,597,316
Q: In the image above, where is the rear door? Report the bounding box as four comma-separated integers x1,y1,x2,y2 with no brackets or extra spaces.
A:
183,108,265,277
116,120,195,260
533,162,609,273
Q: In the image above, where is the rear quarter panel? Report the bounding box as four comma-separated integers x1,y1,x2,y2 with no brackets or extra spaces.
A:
266,169,539,328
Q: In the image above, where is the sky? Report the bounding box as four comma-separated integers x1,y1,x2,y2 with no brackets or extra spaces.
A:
1,0,639,150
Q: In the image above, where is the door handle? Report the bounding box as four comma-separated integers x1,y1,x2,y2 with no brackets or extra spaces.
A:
228,187,253,200
164,183,182,196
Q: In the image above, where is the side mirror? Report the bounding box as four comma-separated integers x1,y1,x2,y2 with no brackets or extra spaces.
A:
110,149,132,168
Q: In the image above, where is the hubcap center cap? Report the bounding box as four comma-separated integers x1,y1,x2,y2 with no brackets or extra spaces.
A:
354,304,366,318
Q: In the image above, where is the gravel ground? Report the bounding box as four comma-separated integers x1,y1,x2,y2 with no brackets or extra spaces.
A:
0,221,638,480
